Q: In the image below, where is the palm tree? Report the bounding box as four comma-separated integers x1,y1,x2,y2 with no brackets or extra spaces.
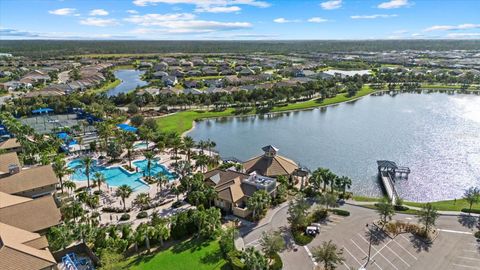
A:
155,172,169,193
195,154,209,172
143,151,155,180
377,198,395,224
171,185,181,201
64,180,77,197
246,190,271,220
133,193,151,211
153,220,170,247
115,185,133,212
125,140,134,169
170,136,183,163
93,172,106,193
183,136,195,162
242,247,268,270
417,203,439,234
81,156,93,190
312,240,344,270
319,193,338,211
309,168,327,195
335,176,352,196
52,156,73,194
463,187,480,214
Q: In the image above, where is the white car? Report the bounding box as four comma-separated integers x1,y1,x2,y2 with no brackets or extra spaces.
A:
305,223,321,235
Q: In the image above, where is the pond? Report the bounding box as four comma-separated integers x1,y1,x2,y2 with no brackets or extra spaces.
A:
107,69,148,97
188,92,480,202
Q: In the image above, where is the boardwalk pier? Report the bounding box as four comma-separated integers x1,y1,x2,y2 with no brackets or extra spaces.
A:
377,160,411,204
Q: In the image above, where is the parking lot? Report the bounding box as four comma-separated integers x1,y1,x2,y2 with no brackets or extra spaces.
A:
305,205,480,270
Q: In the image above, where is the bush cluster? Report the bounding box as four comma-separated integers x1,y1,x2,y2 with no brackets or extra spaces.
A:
331,209,350,216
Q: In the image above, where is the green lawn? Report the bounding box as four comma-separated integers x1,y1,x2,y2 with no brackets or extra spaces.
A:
87,79,121,94
404,199,480,212
359,204,421,215
156,85,375,134
271,85,373,113
157,109,236,134
352,195,382,202
121,239,229,270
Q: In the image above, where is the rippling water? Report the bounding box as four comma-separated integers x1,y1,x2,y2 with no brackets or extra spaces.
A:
107,69,147,97
189,93,480,202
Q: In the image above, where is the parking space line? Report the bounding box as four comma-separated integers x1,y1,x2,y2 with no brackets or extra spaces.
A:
438,229,472,235
453,263,480,269
343,246,362,266
393,239,418,260
356,237,399,270
342,261,351,270
357,233,408,268
304,245,318,266
350,240,384,270
463,250,479,253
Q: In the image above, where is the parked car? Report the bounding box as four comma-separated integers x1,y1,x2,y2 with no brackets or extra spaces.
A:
305,223,321,236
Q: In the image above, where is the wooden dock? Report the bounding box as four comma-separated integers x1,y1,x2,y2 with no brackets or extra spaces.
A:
377,160,410,204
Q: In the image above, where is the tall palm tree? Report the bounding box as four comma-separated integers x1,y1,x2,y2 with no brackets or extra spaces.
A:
115,185,133,212
125,140,134,169
93,172,106,193
312,240,344,270
144,151,155,180
246,190,271,220
153,219,170,247
81,156,93,190
182,136,195,162
155,172,169,193
64,180,77,197
52,156,73,194
335,176,352,196
133,193,151,211
170,136,183,163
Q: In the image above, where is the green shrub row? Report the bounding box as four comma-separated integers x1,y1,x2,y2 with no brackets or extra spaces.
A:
291,229,314,246
461,208,480,214
331,209,350,216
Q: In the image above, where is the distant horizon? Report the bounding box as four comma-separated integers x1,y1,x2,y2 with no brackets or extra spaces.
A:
1,0,479,40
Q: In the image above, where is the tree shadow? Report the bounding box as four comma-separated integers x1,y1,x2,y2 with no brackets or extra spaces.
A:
408,234,432,252
171,237,210,254
457,214,478,229
200,249,223,265
364,227,388,246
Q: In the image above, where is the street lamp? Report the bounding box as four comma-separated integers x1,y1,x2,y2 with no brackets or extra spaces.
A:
359,223,373,270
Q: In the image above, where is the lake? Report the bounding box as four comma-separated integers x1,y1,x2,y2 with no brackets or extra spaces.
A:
107,69,147,97
188,92,480,202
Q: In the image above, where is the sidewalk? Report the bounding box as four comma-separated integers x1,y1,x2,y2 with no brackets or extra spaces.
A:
347,200,480,217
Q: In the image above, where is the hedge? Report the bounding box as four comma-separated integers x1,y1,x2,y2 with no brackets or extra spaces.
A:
136,211,148,219
291,229,314,246
474,231,480,239
331,209,350,216
461,208,480,214
269,252,283,270
394,205,410,211
120,214,130,221
227,250,245,270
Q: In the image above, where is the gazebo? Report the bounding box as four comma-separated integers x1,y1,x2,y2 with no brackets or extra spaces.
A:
242,145,299,178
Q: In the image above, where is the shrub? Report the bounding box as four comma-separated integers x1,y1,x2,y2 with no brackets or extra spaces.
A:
461,208,480,214
228,250,245,270
136,211,148,219
102,206,131,213
119,214,130,221
269,252,283,270
394,205,410,211
312,208,328,221
93,190,103,196
172,200,183,208
474,231,480,239
331,209,350,216
91,211,100,218
291,229,314,246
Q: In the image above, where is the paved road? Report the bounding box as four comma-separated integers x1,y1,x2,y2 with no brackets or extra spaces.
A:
240,203,480,270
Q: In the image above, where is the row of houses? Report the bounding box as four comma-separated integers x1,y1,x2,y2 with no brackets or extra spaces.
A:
0,139,61,270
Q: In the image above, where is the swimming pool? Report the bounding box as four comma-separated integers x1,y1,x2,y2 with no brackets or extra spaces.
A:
68,158,175,191
133,142,148,150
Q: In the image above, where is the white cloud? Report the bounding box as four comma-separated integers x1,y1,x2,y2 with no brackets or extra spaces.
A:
48,8,77,16
89,9,109,16
350,14,398,19
320,0,342,10
273,18,300,23
80,18,119,27
378,0,410,9
132,0,270,8
195,5,241,13
125,12,251,34
424,23,480,32
446,33,480,39
125,13,197,25
393,30,408,34
308,17,328,23
127,10,139,14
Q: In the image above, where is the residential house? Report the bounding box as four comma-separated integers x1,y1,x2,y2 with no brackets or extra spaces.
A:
162,75,178,86
0,222,57,270
0,138,22,153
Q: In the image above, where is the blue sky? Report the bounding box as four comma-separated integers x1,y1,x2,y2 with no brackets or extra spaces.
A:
1,0,479,40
